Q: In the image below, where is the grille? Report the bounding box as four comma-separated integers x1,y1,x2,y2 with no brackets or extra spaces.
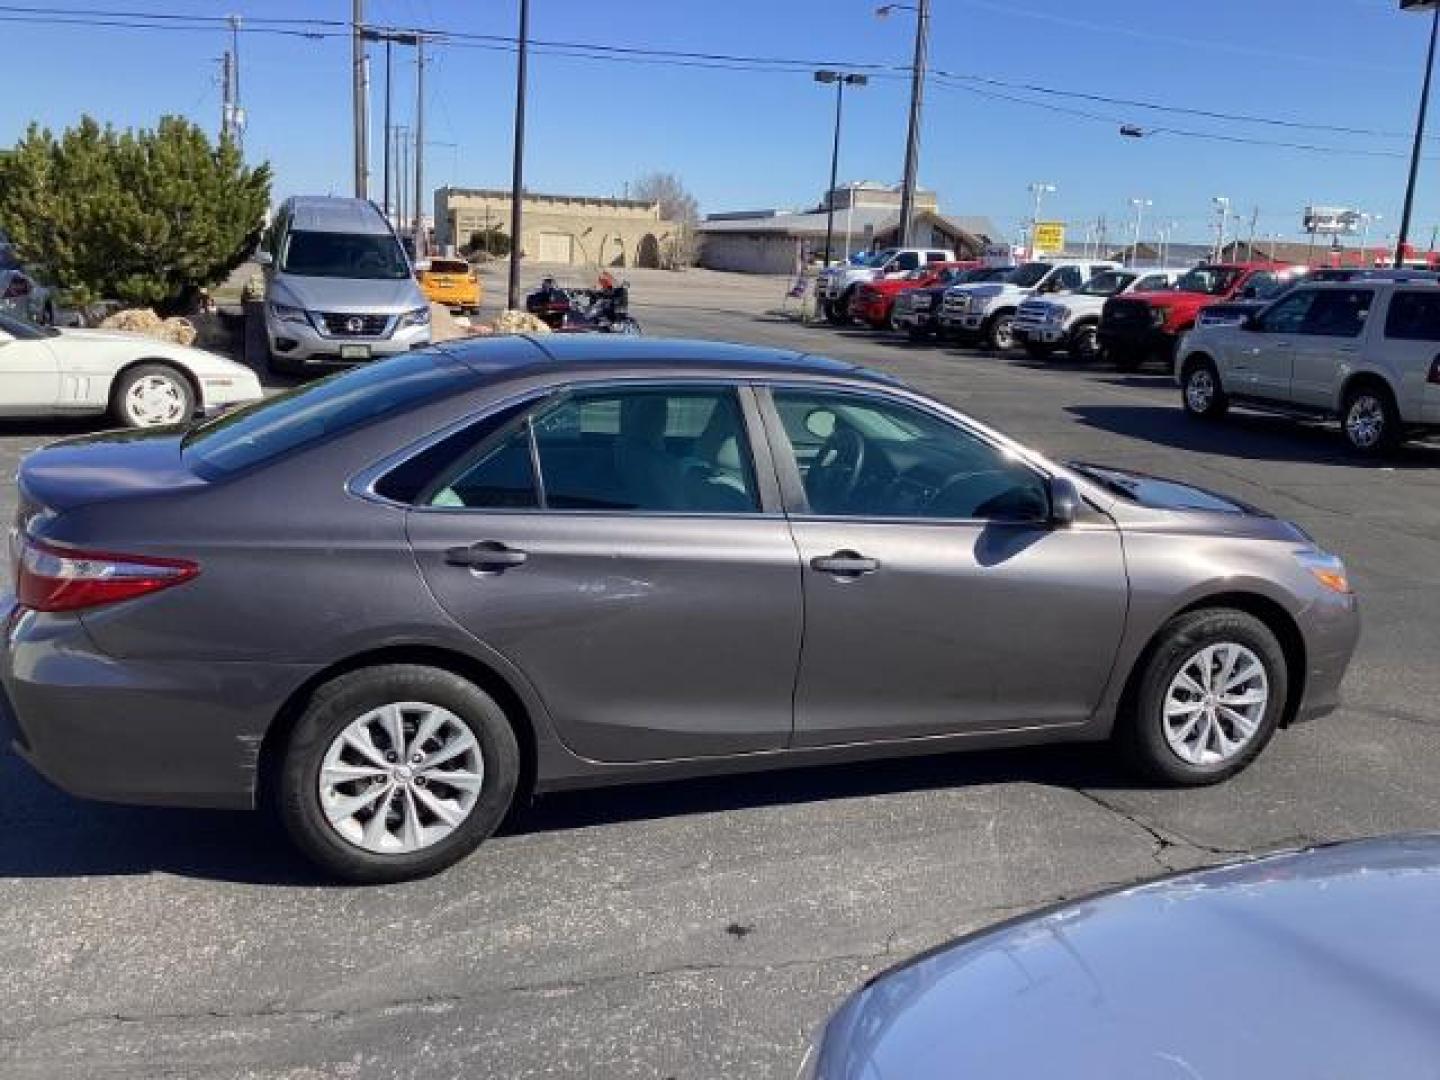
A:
1103,299,1150,327
319,312,391,337
941,291,971,316
1015,300,1052,329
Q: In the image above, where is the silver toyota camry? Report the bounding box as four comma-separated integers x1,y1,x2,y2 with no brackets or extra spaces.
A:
1,336,1359,881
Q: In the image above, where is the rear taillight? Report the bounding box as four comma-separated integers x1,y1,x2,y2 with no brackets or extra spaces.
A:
16,537,198,612
1429,357,1440,386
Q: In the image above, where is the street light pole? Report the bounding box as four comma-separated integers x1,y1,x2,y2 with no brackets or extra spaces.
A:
1027,182,1055,257
1397,2,1440,266
1211,196,1230,262
815,71,868,269
382,37,392,221
1129,198,1152,267
879,0,930,247
351,0,368,198
413,34,426,257
507,0,530,311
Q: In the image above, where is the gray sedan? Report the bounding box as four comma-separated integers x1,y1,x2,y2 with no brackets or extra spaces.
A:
1,337,1359,881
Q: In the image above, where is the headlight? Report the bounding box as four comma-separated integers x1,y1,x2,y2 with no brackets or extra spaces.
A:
269,302,308,325
1150,307,1167,327
1294,548,1351,594
397,306,431,329
1046,307,1069,325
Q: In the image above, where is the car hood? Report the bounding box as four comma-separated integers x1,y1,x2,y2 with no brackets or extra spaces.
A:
270,275,425,313
1064,461,1308,541
817,835,1440,1079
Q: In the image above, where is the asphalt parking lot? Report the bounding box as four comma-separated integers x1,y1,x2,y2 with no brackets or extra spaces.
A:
2,267,1439,1078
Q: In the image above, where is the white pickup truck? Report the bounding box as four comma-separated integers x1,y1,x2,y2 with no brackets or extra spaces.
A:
1013,267,1186,361
817,247,955,324
938,259,1119,349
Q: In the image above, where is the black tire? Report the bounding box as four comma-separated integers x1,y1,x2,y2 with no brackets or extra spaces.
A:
1341,381,1402,456
110,362,196,428
278,664,520,883
1069,323,1101,362
1117,609,1287,786
1181,356,1229,420
1023,343,1053,362
985,311,1016,351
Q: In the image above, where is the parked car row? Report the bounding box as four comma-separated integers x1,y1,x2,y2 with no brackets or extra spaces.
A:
818,254,1440,455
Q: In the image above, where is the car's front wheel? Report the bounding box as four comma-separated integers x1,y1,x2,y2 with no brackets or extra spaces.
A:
1118,609,1287,785
1069,323,1101,362
1181,357,1229,420
985,312,1015,350
278,664,520,883
111,363,195,428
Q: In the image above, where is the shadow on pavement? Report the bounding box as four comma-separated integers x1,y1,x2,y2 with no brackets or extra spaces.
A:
1067,404,1440,469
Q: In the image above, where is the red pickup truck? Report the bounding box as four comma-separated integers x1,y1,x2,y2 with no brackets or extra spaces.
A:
1098,262,1306,370
848,262,979,330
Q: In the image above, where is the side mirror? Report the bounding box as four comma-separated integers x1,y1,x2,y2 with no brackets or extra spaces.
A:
1048,476,1081,527
254,251,273,267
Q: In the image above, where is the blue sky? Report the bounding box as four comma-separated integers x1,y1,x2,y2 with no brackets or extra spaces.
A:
1,0,1435,247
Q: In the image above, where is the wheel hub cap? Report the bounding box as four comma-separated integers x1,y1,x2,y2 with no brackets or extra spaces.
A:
1163,643,1269,766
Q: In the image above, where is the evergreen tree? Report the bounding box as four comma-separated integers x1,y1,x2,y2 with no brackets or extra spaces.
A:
0,115,271,307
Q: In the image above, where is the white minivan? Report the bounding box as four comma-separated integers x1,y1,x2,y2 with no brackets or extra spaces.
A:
1176,279,1440,454
258,196,431,375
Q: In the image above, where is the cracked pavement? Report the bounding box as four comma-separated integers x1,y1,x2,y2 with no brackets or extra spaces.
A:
1,267,1438,1077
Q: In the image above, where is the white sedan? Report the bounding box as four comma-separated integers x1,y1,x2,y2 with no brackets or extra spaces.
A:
0,310,263,428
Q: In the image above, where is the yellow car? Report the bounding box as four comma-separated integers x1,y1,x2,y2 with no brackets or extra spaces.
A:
418,257,482,314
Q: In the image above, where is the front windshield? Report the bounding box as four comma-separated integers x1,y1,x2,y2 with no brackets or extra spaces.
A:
1007,262,1054,288
280,230,411,280
1175,267,1243,296
1076,271,1137,297
964,267,1009,284
0,309,57,340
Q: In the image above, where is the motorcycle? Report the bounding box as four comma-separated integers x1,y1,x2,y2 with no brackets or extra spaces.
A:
525,275,641,335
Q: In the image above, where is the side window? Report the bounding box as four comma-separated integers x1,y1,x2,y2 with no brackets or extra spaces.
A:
1300,289,1372,338
1057,267,1084,290
1134,274,1170,292
1384,290,1440,341
1242,272,1279,299
892,252,921,272
926,251,947,264
533,388,759,513
1257,290,1317,334
771,389,1050,522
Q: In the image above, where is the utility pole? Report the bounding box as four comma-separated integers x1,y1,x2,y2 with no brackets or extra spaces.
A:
1397,1,1440,267
382,37,393,222
395,125,410,227
896,0,930,247
229,15,243,152
414,35,426,257
1211,196,1230,262
219,50,234,143
352,0,368,198
1246,206,1259,262
1128,198,1152,267
507,0,531,310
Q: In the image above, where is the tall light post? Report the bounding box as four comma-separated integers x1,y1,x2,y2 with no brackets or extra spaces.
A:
1360,213,1384,265
878,1,930,246
1027,182,1056,257
506,0,530,311
1128,198,1152,267
1211,196,1231,262
1397,1,1440,266
814,71,869,268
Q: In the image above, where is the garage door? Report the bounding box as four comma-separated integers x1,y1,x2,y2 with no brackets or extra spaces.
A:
538,232,574,263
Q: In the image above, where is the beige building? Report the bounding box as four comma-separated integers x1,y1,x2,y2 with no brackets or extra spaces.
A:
434,187,679,268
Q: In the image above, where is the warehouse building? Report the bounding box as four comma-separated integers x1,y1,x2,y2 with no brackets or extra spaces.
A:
433,187,680,267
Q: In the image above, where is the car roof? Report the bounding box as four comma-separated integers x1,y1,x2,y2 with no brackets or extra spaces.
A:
431,334,897,385
283,196,391,236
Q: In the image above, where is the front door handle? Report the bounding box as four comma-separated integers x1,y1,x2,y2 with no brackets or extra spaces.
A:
810,551,879,578
445,541,529,572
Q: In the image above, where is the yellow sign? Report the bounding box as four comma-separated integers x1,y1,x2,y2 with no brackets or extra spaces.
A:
1033,221,1065,254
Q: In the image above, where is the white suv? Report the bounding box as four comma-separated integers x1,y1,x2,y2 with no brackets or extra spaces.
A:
939,260,1119,350
1014,267,1186,361
816,247,955,324
1176,279,1440,454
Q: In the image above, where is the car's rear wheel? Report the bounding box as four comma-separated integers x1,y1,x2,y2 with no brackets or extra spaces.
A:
1118,609,1287,785
278,664,520,883
1181,357,1229,420
1342,382,1401,456
111,363,194,428
985,312,1015,350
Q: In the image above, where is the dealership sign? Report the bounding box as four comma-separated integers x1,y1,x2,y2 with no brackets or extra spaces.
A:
1032,221,1066,254
1303,206,1362,235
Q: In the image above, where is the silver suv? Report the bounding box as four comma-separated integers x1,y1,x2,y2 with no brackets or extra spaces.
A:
1177,279,1440,454
258,196,431,375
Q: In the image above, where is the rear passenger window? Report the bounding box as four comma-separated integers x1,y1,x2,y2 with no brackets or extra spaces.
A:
1384,291,1440,341
1301,289,1372,338
1134,275,1171,292
425,422,539,509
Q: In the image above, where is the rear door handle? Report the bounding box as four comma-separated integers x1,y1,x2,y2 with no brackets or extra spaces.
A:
445,541,529,572
810,551,879,578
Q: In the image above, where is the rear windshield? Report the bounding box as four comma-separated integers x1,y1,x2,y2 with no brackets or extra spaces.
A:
281,229,411,280
182,353,475,477
427,259,471,275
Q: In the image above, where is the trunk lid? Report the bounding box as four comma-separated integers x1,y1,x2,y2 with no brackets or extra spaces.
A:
17,429,205,518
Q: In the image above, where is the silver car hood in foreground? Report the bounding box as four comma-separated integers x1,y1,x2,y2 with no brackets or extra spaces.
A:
813,835,1440,1079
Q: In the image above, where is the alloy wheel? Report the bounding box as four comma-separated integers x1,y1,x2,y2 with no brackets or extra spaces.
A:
1345,394,1386,450
124,374,187,426
1185,369,1216,413
1162,643,1269,766
318,701,485,854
